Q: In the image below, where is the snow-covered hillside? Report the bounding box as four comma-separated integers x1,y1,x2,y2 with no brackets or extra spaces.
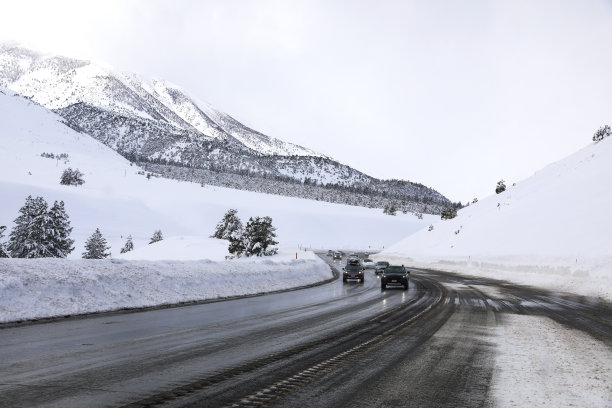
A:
0,44,452,213
0,87,433,258
378,137,612,301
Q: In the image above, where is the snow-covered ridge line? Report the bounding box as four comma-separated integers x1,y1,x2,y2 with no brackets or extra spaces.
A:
0,44,326,159
0,44,452,210
0,256,332,323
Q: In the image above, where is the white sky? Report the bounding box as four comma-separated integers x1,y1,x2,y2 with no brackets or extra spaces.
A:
1,0,611,202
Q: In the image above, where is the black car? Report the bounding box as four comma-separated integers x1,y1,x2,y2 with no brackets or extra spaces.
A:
381,265,409,290
343,263,365,283
375,261,389,275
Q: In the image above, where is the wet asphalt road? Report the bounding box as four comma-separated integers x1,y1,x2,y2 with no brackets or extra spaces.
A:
0,254,610,407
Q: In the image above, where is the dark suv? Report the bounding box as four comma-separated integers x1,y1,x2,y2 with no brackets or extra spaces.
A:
381,265,409,290
343,263,365,283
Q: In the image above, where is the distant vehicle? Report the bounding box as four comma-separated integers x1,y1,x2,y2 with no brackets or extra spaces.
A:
348,253,360,259
346,258,362,267
333,251,342,260
362,258,375,269
381,265,410,290
327,250,333,256
343,263,365,283
375,261,389,275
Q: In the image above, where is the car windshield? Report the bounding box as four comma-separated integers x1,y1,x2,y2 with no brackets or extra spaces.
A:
364,259,373,262
345,264,362,271
385,266,405,274
377,262,389,266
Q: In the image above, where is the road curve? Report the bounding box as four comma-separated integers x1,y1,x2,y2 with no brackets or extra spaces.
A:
0,255,610,408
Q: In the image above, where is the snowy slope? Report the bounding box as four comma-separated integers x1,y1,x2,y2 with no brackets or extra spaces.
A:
378,137,612,300
0,87,432,256
0,45,453,211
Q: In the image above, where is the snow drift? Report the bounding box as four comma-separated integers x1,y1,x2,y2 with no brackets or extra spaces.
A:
0,248,331,323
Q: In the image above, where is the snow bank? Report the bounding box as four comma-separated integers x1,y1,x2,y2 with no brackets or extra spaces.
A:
378,137,612,301
0,248,331,323
492,314,612,407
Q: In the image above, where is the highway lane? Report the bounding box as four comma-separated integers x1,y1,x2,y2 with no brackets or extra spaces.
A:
0,254,429,407
1,255,610,407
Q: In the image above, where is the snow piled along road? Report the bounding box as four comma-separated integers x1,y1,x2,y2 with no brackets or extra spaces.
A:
0,246,331,323
492,314,611,407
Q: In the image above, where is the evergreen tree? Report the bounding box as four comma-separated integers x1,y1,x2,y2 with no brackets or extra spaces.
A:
440,207,457,220
47,200,74,258
120,235,134,253
495,179,506,194
0,226,8,258
212,209,243,240
228,234,246,257
149,229,163,244
593,125,611,142
7,196,55,258
242,216,278,257
82,228,110,259
383,203,397,216
60,168,85,186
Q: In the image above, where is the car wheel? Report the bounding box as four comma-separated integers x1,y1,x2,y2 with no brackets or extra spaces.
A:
360,277,365,284
403,283,408,290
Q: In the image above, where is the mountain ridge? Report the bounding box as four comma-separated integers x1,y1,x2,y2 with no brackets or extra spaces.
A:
0,44,453,213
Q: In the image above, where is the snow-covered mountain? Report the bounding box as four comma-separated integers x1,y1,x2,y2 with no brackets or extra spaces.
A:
378,135,612,301
0,86,436,257
0,44,452,212
0,45,319,157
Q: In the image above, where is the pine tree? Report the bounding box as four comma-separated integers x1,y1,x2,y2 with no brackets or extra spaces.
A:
212,209,243,240
7,196,55,258
82,228,110,259
149,229,163,244
60,168,85,186
243,216,278,257
0,226,9,258
593,125,611,142
440,207,457,220
228,235,246,257
495,179,506,194
47,200,74,258
120,235,134,253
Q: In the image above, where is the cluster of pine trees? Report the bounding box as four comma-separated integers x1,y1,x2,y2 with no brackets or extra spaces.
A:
0,196,164,260
2,196,74,258
212,209,278,257
146,163,455,215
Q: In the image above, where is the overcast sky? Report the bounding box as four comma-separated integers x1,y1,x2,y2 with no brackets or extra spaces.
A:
1,0,611,202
